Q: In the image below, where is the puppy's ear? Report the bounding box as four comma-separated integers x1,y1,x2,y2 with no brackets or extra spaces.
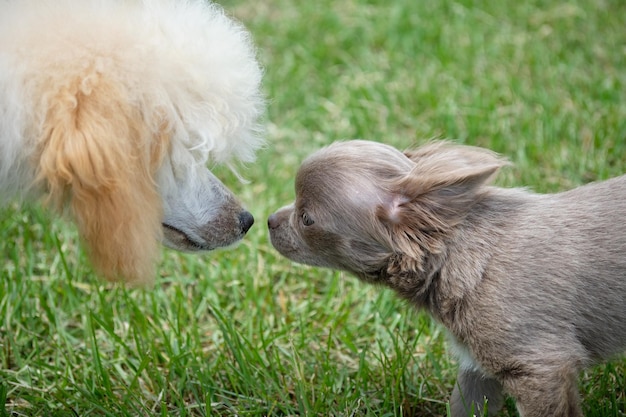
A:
401,141,507,207
378,142,507,263
37,77,169,285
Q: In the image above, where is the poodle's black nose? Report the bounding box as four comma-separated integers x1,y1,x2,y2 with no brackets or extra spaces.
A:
239,211,254,233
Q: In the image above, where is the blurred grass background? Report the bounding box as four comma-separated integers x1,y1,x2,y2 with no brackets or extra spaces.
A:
1,0,625,416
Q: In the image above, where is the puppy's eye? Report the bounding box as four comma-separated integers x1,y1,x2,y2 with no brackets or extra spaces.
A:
301,212,314,226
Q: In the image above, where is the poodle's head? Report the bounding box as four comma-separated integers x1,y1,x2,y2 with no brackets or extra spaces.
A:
19,0,265,285
268,140,506,284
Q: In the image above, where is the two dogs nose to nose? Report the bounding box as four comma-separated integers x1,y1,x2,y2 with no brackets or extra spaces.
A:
238,211,282,234
239,211,255,233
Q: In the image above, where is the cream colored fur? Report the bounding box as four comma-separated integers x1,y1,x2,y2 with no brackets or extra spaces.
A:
0,0,264,285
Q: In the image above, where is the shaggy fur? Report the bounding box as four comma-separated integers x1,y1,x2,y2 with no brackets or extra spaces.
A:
268,140,626,417
0,0,265,285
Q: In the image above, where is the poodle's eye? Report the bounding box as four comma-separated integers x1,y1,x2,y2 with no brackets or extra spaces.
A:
301,212,314,226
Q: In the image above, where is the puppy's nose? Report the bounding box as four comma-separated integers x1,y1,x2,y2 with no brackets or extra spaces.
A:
267,213,280,230
239,211,254,233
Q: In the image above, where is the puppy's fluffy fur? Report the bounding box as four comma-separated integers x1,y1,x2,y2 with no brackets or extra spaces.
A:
268,140,626,417
0,0,264,285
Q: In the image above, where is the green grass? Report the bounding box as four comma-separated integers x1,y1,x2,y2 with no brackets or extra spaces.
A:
2,0,626,415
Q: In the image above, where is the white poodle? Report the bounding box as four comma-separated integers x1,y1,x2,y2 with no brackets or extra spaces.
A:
0,0,265,285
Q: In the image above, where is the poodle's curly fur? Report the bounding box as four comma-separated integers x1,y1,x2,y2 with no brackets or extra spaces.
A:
0,0,265,285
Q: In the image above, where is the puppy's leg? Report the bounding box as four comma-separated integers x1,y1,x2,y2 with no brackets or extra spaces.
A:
450,368,504,417
504,367,582,417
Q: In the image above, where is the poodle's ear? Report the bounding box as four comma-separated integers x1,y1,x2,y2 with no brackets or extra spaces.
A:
377,142,507,261
37,78,169,285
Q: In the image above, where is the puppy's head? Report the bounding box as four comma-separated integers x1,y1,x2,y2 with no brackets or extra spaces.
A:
268,140,506,283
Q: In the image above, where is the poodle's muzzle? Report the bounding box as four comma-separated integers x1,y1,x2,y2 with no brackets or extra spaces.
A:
159,161,255,252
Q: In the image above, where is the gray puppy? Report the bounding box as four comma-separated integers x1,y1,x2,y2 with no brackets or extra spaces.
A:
267,140,626,417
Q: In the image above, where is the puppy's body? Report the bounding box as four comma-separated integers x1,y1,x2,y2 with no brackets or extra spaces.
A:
0,0,264,284
268,140,626,417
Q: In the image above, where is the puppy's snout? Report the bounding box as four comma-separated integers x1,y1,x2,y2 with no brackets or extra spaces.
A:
239,210,254,233
267,213,280,230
